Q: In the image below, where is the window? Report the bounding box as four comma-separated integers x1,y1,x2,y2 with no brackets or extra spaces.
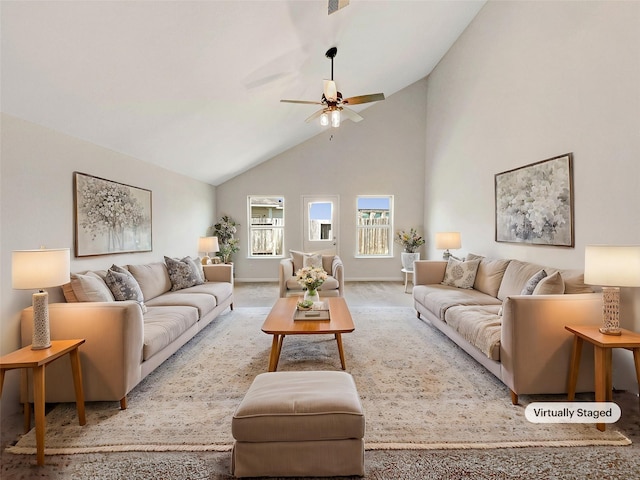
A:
356,195,393,257
308,202,333,241
248,196,285,257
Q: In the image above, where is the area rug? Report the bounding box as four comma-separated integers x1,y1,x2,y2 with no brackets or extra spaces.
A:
7,307,630,456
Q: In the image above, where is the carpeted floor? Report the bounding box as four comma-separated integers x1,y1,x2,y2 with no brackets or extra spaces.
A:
2,281,639,479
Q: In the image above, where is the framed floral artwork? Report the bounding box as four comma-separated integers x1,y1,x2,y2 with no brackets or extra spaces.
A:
74,172,152,257
495,153,574,247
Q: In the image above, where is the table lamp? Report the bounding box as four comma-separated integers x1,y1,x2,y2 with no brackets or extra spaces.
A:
12,248,71,349
584,245,640,335
198,236,220,265
435,232,462,261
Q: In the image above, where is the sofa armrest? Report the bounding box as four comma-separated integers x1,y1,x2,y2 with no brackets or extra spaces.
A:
20,301,145,403
203,263,233,284
332,256,344,296
500,293,602,395
414,260,447,286
279,258,294,298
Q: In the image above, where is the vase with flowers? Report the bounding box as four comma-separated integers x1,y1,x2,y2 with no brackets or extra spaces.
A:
395,228,425,271
296,266,328,303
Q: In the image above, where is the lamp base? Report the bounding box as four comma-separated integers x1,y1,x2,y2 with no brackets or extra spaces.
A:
31,291,51,350
599,286,621,336
599,327,622,336
201,255,211,266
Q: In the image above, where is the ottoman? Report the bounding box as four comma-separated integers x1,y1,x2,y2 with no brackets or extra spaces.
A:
231,371,365,478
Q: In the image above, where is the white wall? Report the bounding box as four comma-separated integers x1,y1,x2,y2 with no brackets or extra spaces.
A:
0,114,216,417
424,1,640,392
216,78,427,281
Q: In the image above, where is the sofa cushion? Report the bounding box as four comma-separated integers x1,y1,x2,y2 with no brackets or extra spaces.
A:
560,270,593,294
105,265,147,312
532,271,565,295
164,256,204,291
142,306,199,360
413,284,501,321
441,257,481,289
473,257,511,297
145,291,217,318
70,272,115,302
497,260,546,301
444,305,502,361
285,276,339,292
127,262,172,301
178,282,233,305
520,269,547,295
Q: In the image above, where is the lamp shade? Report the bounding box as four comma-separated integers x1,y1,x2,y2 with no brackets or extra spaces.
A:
12,248,70,289
435,232,462,250
584,245,640,287
198,236,219,253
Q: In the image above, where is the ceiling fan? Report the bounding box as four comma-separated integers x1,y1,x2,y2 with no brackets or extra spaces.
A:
280,47,385,127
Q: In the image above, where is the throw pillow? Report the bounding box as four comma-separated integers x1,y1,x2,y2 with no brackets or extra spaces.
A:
520,269,547,295
532,271,565,295
303,253,323,270
165,256,202,291
181,256,205,284
441,258,481,289
105,266,147,312
71,272,115,302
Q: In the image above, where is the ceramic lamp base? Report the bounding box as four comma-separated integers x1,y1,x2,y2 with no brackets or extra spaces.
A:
31,291,51,350
599,287,622,336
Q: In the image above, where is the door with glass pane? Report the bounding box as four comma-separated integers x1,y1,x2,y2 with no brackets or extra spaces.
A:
302,195,339,255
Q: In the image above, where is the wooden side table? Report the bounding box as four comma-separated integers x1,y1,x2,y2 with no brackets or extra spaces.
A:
565,325,640,431
0,339,87,465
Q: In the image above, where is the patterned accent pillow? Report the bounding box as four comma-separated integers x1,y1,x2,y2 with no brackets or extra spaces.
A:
165,256,202,291
520,269,547,295
441,258,481,289
105,265,147,313
181,256,205,283
303,253,324,270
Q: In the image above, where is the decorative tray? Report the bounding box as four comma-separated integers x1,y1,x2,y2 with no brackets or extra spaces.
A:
294,301,330,320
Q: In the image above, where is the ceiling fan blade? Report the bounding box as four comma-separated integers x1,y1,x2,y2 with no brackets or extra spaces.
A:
323,80,338,102
305,109,327,123
341,107,364,123
281,100,323,105
343,93,385,105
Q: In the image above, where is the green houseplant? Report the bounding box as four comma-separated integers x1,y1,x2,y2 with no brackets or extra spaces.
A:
212,215,239,263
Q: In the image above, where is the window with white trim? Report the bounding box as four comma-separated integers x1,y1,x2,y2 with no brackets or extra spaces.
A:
356,195,393,257
248,196,285,257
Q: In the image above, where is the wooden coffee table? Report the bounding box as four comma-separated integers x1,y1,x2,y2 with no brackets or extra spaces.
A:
262,297,355,372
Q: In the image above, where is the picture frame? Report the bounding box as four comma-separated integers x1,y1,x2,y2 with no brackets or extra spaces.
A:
495,153,574,247
74,172,152,257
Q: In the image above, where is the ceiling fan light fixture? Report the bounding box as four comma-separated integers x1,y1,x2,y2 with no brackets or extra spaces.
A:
331,109,341,128
320,111,329,126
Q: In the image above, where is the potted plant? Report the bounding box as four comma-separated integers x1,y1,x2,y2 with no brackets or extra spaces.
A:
212,215,239,264
395,228,425,271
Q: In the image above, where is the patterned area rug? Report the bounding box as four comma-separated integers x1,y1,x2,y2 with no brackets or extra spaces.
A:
7,307,630,456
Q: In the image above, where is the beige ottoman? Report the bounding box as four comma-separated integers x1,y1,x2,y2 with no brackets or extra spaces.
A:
231,371,365,478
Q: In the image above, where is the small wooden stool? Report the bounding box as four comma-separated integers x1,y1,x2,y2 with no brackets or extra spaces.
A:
231,371,365,478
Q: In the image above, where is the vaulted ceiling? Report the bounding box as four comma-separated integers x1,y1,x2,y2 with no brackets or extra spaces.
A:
1,1,485,185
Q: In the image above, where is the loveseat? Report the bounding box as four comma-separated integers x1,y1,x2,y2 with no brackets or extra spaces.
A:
413,256,603,404
279,250,344,298
20,257,233,409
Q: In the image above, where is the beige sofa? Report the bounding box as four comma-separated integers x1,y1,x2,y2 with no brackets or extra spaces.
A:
413,257,603,404
279,251,344,298
20,260,233,409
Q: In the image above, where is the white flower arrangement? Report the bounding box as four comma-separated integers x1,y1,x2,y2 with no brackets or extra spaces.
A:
296,266,328,292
